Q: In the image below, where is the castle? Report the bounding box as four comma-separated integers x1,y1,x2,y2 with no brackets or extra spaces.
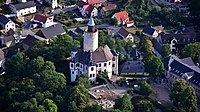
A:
69,16,118,83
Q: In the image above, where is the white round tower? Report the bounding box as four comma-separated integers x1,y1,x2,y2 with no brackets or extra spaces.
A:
83,16,98,52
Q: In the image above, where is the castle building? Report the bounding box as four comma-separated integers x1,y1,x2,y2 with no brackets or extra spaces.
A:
69,16,118,82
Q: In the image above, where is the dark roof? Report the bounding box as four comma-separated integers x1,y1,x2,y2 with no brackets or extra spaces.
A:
7,29,15,36
130,48,140,60
75,27,84,34
142,26,156,36
4,35,15,42
73,51,95,65
120,60,144,74
14,1,36,10
180,57,195,66
111,50,118,56
68,30,77,38
0,15,10,25
5,50,17,58
0,50,4,61
151,38,162,53
160,33,200,44
72,44,77,52
36,24,65,39
188,72,200,88
118,27,130,38
23,35,38,46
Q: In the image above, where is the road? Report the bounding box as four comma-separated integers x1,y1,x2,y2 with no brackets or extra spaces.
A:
52,6,78,15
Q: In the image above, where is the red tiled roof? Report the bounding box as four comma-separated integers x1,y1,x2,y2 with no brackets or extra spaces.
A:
102,2,117,11
126,20,134,24
114,11,129,21
87,0,103,4
83,4,95,14
33,14,52,23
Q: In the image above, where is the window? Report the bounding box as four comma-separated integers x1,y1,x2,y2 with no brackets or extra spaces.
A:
91,67,94,71
104,63,107,67
93,74,95,77
112,57,115,61
112,64,115,67
99,64,101,67
86,67,88,70
72,71,74,74
71,64,73,67
81,65,82,68
90,74,92,78
80,71,82,74
76,63,79,67
109,62,111,65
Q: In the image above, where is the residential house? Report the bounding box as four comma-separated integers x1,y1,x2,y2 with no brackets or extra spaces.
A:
142,26,159,38
151,38,162,58
112,11,134,27
164,55,200,97
35,24,65,43
0,15,15,32
68,30,77,38
119,60,145,75
32,14,54,28
1,29,20,47
157,33,200,51
9,1,36,17
70,16,118,82
117,27,134,41
22,35,38,50
75,27,84,34
100,2,117,16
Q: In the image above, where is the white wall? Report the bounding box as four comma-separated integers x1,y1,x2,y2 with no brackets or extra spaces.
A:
5,21,15,31
16,6,36,17
83,30,98,52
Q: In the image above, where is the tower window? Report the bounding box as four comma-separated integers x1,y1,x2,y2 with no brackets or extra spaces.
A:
104,63,107,67
91,67,94,71
99,64,101,67
71,64,73,67
112,64,115,67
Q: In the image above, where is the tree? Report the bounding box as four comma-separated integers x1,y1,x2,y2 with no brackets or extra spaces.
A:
139,81,155,96
75,75,91,89
111,18,118,25
170,79,197,112
5,52,27,77
161,44,171,58
181,42,200,63
84,104,102,112
145,55,164,77
136,99,155,112
139,36,153,62
43,99,58,112
114,94,134,112
189,0,200,26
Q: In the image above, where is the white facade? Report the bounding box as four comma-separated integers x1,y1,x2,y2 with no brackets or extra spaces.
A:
33,15,54,28
52,0,58,9
17,0,27,2
83,30,98,52
1,21,15,31
9,5,36,17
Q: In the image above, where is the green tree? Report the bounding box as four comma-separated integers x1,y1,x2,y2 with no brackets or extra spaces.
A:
5,52,27,77
114,94,134,112
84,104,102,112
161,44,171,58
181,42,200,63
75,75,91,89
145,55,164,77
189,0,200,26
170,79,197,112
136,99,155,112
43,99,58,112
139,81,155,96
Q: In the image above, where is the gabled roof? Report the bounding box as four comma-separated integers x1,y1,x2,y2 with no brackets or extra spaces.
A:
68,30,77,38
14,1,36,10
33,14,53,24
92,45,113,62
120,60,144,74
73,51,94,65
35,24,65,39
0,50,4,61
114,11,129,21
118,27,130,38
23,35,38,46
83,4,95,14
7,29,15,36
180,57,196,66
87,0,104,4
142,26,156,36
102,2,117,11
0,15,10,25
130,48,140,59
77,1,89,7
5,50,17,59
75,27,84,34
151,38,162,53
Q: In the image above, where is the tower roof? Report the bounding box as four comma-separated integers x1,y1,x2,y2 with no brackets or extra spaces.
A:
87,16,95,26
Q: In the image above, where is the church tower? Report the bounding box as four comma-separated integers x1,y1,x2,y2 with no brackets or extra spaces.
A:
83,16,98,52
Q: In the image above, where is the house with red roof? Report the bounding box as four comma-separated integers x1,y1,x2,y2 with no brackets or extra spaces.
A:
32,14,54,28
112,11,134,27
77,0,107,17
